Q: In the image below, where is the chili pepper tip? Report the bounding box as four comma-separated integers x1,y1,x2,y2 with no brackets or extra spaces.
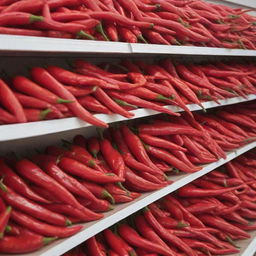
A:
43,237,58,245
116,182,130,196
96,23,110,41
29,15,43,23
66,219,72,226
5,225,11,233
102,190,115,205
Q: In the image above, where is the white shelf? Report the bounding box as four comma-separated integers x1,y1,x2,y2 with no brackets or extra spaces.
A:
235,231,256,256
8,140,255,256
1,94,255,142
1,35,256,57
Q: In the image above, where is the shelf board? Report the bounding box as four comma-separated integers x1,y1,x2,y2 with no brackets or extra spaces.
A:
1,94,255,142
9,140,256,256
1,35,256,57
235,231,256,256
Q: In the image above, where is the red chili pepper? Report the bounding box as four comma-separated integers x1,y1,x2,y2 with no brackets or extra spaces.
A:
31,67,108,127
135,215,176,255
118,223,172,256
78,95,112,114
78,197,112,213
0,12,42,26
88,11,153,29
15,159,83,211
0,159,50,204
44,203,100,222
80,181,114,204
0,206,11,238
111,128,163,177
0,108,17,124
143,207,196,256
0,183,69,226
94,88,133,118
58,157,124,183
34,155,98,202
138,120,202,137
11,209,83,238
178,183,245,198
0,229,56,253
99,132,125,179
124,167,165,192
199,214,250,238
121,125,162,173
85,236,106,256
87,137,100,158
0,79,26,123
24,108,52,122
13,76,72,105
145,144,198,173
139,133,187,152
104,229,130,256
14,92,63,118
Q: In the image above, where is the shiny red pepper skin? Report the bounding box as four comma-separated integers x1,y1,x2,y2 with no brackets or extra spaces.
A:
0,79,27,123
135,215,176,255
119,223,172,256
100,136,125,179
143,208,196,256
0,184,69,226
145,145,198,173
85,236,106,256
58,157,124,183
78,95,112,114
31,67,107,128
12,76,70,105
103,229,129,256
121,125,162,173
0,159,50,204
15,159,83,211
11,210,83,238
94,88,133,118
0,206,11,238
124,167,165,192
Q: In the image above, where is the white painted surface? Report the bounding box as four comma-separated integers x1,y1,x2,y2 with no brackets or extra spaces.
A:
3,141,255,256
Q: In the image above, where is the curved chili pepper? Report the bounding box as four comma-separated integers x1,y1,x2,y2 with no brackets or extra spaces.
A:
11,209,83,238
140,133,187,152
0,183,70,226
94,88,133,118
135,215,176,255
104,229,130,256
80,181,114,204
85,236,106,256
0,206,11,238
121,125,162,173
16,159,85,210
31,67,107,127
33,155,97,201
58,157,124,183
143,208,197,256
124,167,164,192
12,76,72,104
0,159,50,204
87,137,100,158
118,223,172,256
0,79,27,123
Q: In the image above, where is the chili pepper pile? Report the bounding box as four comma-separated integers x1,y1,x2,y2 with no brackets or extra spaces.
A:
63,151,256,256
0,0,255,49
1,59,256,126
0,105,256,253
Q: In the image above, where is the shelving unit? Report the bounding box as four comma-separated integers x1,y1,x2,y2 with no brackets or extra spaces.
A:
0,0,256,254
2,140,253,256
1,94,256,142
